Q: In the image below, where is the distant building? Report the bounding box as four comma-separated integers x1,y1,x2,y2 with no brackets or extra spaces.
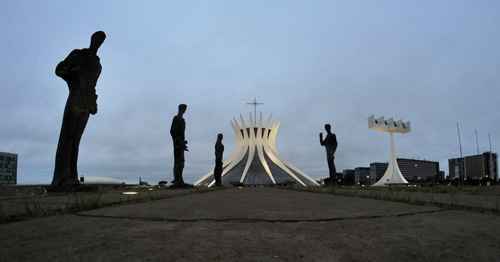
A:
369,162,388,184
335,172,343,183
317,172,343,185
139,176,150,186
354,167,371,185
368,159,440,184
438,170,445,182
397,158,440,183
0,152,17,185
449,152,498,182
79,176,125,185
342,169,355,185
448,158,464,180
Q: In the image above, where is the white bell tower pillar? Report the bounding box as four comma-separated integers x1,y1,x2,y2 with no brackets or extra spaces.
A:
369,115,411,186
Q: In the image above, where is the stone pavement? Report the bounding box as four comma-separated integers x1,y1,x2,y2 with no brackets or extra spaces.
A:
0,187,203,221
1,187,499,262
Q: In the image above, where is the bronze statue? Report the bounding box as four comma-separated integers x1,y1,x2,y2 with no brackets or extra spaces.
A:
319,123,338,185
170,104,188,187
51,31,106,190
214,133,224,186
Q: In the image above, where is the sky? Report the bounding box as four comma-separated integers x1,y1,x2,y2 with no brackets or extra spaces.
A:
1,0,499,184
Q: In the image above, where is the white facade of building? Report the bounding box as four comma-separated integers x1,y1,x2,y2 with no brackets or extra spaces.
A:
195,113,319,187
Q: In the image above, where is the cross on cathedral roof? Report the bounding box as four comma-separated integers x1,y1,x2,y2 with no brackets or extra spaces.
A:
246,97,264,126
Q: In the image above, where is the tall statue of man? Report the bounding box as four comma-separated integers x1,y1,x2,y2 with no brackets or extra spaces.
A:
214,133,224,187
170,104,188,187
52,31,106,190
319,123,338,185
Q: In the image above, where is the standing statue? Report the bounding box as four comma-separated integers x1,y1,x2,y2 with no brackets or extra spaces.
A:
214,133,224,186
170,104,189,187
51,31,106,190
319,123,338,185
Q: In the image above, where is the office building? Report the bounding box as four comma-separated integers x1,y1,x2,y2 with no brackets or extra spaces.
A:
354,167,371,185
369,158,440,184
0,152,17,185
449,152,498,181
397,158,440,182
369,162,388,184
342,169,355,185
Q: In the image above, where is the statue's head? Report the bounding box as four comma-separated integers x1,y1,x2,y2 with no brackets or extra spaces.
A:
217,133,223,141
90,31,106,51
178,104,187,114
324,123,331,133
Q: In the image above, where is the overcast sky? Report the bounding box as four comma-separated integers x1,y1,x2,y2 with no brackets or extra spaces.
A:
1,0,499,184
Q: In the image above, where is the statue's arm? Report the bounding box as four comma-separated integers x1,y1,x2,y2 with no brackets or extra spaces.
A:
170,118,176,138
319,133,325,146
180,121,186,142
55,49,80,81
89,68,100,115
333,134,338,153
93,68,100,96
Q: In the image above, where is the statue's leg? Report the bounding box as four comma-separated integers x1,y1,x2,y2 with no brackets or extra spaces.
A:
172,165,177,184
173,165,179,184
173,163,184,185
53,106,67,186
178,158,184,185
71,112,89,184
214,164,219,186
327,155,335,183
172,147,179,184
215,161,222,186
172,141,179,185
331,156,336,178
173,146,185,185
214,166,218,186
53,102,77,188
178,152,185,184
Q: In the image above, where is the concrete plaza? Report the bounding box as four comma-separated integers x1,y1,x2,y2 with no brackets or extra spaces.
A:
1,187,499,261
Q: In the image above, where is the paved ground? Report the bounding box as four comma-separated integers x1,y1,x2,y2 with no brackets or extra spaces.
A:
1,187,500,262
0,187,205,220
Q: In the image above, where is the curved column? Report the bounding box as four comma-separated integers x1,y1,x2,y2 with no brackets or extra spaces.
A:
281,161,319,186
198,113,316,188
255,126,276,184
268,121,280,151
373,132,408,186
262,142,307,186
239,124,256,183
263,131,319,186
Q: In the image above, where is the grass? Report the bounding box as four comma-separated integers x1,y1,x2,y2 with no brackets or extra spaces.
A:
290,185,500,214
0,186,226,224
23,198,47,217
68,192,104,211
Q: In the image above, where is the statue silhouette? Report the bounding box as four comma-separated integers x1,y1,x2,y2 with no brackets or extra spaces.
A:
51,31,106,190
319,123,338,185
170,104,188,187
214,133,224,186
